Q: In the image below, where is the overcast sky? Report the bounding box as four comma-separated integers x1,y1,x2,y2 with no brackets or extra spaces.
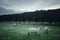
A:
0,0,60,12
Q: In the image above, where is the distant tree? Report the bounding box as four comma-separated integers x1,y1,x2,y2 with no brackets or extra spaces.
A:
0,8,60,23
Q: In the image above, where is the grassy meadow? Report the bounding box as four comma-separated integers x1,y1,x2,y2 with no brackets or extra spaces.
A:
0,21,60,40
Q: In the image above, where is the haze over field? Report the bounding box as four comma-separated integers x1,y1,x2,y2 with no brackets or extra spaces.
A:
0,22,60,40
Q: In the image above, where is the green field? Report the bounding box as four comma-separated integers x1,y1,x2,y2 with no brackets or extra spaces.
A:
0,22,60,40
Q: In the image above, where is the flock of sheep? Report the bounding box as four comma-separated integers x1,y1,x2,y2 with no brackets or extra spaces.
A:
13,22,49,35
28,26,49,35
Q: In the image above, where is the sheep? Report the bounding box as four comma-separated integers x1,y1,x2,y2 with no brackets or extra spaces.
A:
28,27,40,35
44,26,49,34
13,23,17,26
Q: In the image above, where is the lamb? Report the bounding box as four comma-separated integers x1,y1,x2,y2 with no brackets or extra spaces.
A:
13,23,17,26
28,27,40,35
44,26,49,34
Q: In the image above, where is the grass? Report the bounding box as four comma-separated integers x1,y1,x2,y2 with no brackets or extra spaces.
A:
0,22,60,40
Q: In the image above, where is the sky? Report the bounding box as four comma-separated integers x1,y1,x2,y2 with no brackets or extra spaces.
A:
0,0,60,12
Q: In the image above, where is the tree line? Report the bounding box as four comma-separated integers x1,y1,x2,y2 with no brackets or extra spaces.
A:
0,8,60,23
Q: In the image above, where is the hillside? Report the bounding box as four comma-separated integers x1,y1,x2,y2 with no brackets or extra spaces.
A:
0,8,60,22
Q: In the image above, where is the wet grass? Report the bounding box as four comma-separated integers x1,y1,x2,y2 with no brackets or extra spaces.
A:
0,22,60,40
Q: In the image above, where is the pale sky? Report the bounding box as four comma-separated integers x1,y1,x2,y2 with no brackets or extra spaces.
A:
0,0,60,12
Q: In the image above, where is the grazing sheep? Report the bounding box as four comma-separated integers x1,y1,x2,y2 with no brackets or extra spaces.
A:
13,23,16,25
44,26,49,34
13,22,17,26
28,27,40,35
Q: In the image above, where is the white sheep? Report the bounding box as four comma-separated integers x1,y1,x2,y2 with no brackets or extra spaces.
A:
13,22,17,26
44,26,49,34
28,27,40,35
